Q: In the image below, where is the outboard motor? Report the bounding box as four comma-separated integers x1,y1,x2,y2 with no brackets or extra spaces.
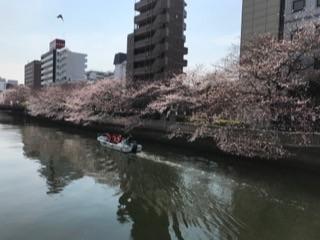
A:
132,141,138,153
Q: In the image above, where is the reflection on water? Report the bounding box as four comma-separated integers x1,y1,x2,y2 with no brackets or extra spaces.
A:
1,112,320,240
21,125,241,239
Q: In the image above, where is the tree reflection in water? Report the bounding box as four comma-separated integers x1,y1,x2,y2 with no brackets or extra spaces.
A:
20,124,242,240
21,126,181,238
22,127,85,194
1,111,320,240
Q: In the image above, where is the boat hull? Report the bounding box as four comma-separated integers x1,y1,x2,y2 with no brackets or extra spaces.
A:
97,136,142,153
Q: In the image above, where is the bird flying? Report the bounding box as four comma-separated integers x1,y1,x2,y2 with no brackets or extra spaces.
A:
57,14,64,22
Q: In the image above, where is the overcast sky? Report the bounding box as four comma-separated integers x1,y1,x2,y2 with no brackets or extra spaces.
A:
0,0,242,83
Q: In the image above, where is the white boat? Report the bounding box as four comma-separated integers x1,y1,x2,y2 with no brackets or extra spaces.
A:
97,135,142,153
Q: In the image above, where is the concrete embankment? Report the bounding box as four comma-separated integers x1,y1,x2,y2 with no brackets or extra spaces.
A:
1,106,320,169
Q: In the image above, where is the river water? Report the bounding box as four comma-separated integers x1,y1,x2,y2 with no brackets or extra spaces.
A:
0,112,320,240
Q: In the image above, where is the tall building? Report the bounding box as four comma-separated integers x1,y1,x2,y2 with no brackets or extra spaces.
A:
41,39,87,85
241,0,320,45
241,0,286,44
127,0,188,82
114,53,127,83
25,60,41,89
41,39,65,85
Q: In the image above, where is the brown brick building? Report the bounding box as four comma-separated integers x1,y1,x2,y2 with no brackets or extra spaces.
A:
127,0,188,82
24,60,41,89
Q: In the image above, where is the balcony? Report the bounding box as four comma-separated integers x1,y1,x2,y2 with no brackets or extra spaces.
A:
134,0,167,24
134,24,153,36
133,66,152,76
134,44,166,62
134,14,168,36
134,38,153,49
134,52,154,62
182,34,186,42
41,60,53,69
134,29,168,49
133,58,166,76
135,0,157,12
183,47,188,55
183,59,188,67
41,66,53,75
134,12,154,25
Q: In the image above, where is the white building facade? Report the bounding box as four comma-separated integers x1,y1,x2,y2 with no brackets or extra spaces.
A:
41,51,55,85
41,39,87,85
113,53,127,84
41,39,65,85
114,61,127,82
56,49,87,83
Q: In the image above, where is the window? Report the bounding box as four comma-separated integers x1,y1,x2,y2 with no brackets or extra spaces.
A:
318,0,320,7
292,0,305,12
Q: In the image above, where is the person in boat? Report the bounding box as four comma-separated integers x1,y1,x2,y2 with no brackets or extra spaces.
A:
115,134,123,144
106,133,123,144
111,134,117,144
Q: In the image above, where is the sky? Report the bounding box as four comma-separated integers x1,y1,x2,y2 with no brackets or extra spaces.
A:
0,0,242,83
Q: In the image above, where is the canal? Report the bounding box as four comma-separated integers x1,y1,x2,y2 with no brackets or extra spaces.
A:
0,112,320,240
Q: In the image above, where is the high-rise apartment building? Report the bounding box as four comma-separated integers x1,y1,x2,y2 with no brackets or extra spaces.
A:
41,39,65,85
41,39,87,85
127,0,188,82
25,60,41,89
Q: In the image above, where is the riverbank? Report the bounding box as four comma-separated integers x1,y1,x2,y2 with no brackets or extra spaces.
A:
1,107,320,170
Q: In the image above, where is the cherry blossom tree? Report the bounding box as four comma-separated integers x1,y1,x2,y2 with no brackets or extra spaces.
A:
0,86,30,107
239,22,320,131
1,22,320,159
